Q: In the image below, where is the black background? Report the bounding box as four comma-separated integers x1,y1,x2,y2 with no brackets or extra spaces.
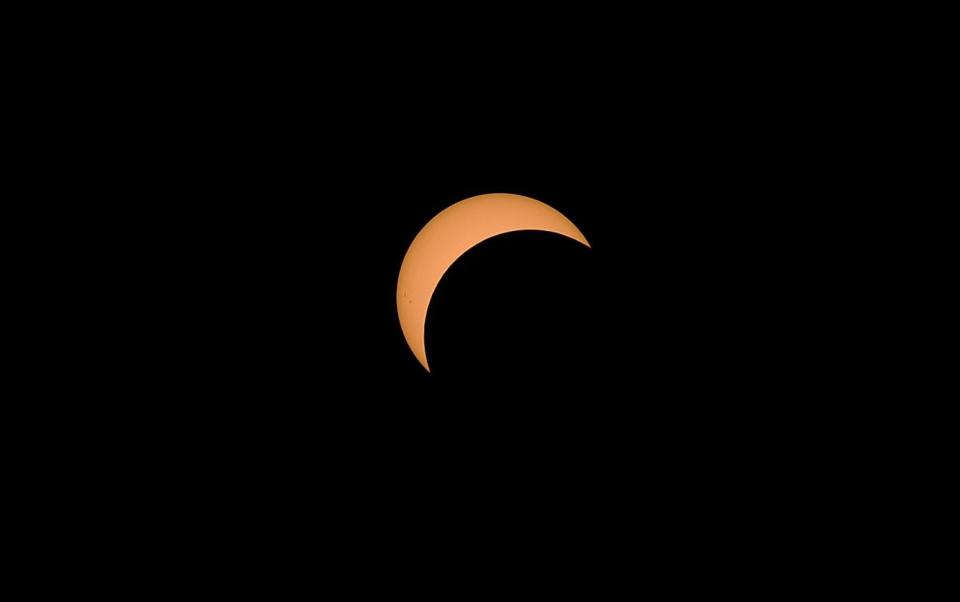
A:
108,113,845,573
55,23,866,573
131,109,827,469
10,5,922,587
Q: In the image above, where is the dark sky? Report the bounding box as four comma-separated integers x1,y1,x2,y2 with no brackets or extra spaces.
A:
113,117,841,570
21,10,900,585
140,112,828,449
43,20,879,580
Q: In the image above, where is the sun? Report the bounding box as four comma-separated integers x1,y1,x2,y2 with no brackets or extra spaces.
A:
397,193,590,372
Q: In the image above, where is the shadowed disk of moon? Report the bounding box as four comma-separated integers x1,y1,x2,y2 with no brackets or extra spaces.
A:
396,193,591,372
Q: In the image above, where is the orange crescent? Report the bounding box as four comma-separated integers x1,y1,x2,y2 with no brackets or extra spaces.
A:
396,193,591,372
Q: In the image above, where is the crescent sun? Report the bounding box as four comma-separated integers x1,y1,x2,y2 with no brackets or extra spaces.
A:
396,193,591,372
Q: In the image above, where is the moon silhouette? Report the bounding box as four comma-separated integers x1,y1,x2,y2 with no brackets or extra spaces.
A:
397,193,591,372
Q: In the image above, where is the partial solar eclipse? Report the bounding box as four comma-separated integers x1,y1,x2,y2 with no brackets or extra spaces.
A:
397,193,591,372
